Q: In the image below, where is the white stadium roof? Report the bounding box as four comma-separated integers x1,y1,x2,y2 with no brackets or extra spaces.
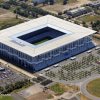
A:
0,15,96,57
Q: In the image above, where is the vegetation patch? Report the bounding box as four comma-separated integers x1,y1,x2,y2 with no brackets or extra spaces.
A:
86,78,100,97
77,14,100,23
0,95,13,100
0,79,32,94
47,94,54,99
49,83,67,95
0,18,24,30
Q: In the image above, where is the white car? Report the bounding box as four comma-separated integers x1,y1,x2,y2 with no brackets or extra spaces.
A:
95,46,100,50
53,64,59,68
44,68,50,72
70,56,76,60
87,50,92,53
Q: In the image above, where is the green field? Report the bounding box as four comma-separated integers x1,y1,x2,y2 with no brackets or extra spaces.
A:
49,83,67,95
77,15,100,23
87,78,100,97
0,18,24,30
33,38,50,45
0,96,13,100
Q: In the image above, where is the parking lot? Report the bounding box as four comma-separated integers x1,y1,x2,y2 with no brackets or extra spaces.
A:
0,62,29,87
38,47,100,84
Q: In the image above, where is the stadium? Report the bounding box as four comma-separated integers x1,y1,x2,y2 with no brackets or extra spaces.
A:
0,15,96,73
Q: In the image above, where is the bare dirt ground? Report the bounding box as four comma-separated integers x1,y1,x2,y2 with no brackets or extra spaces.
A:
19,84,43,99
0,8,16,20
93,37,100,45
0,8,30,21
27,92,48,100
0,8,8,15
41,0,91,13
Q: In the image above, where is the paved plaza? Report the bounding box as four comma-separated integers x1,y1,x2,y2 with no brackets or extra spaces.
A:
39,47,100,84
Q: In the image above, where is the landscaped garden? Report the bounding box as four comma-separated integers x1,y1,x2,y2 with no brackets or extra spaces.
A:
45,53,100,83
86,78,100,97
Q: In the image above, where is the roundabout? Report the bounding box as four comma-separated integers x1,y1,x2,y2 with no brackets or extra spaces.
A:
81,76,100,100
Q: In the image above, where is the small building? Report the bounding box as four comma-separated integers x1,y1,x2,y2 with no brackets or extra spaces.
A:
32,0,56,4
32,0,45,3
67,7,91,18
88,1,100,8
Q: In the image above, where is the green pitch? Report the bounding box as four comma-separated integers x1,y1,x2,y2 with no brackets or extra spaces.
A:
87,78,100,97
33,38,50,45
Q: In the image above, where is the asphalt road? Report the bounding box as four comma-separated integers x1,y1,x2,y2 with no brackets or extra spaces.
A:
80,75,100,100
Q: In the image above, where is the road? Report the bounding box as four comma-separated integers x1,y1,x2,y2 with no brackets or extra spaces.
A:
80,75,100,100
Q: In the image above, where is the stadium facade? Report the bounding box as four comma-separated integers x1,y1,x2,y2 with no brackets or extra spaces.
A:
0,15,96,73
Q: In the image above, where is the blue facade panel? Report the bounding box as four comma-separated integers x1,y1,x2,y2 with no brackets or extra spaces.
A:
0,36,95,73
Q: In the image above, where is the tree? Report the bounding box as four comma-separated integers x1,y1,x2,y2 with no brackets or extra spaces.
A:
2,3,10,9
63,0,68,5
20,2,28,9
82,21,88,27
91,20,100,31
49,0,54,5
33,1,38,6
0,86,4,92
58,12,62,15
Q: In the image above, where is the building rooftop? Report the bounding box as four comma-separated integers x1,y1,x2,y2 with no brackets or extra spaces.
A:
0,15,96,57
68,7,86,14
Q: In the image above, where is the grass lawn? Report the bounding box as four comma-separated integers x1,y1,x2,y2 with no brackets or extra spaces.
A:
77,14,100,23
78,94,91,100
0,18,24,30
0,96,13,100
49,83,67,95
86,78,100,97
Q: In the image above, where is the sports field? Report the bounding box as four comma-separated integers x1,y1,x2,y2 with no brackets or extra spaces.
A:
0,96,13,100
86,78,100,97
